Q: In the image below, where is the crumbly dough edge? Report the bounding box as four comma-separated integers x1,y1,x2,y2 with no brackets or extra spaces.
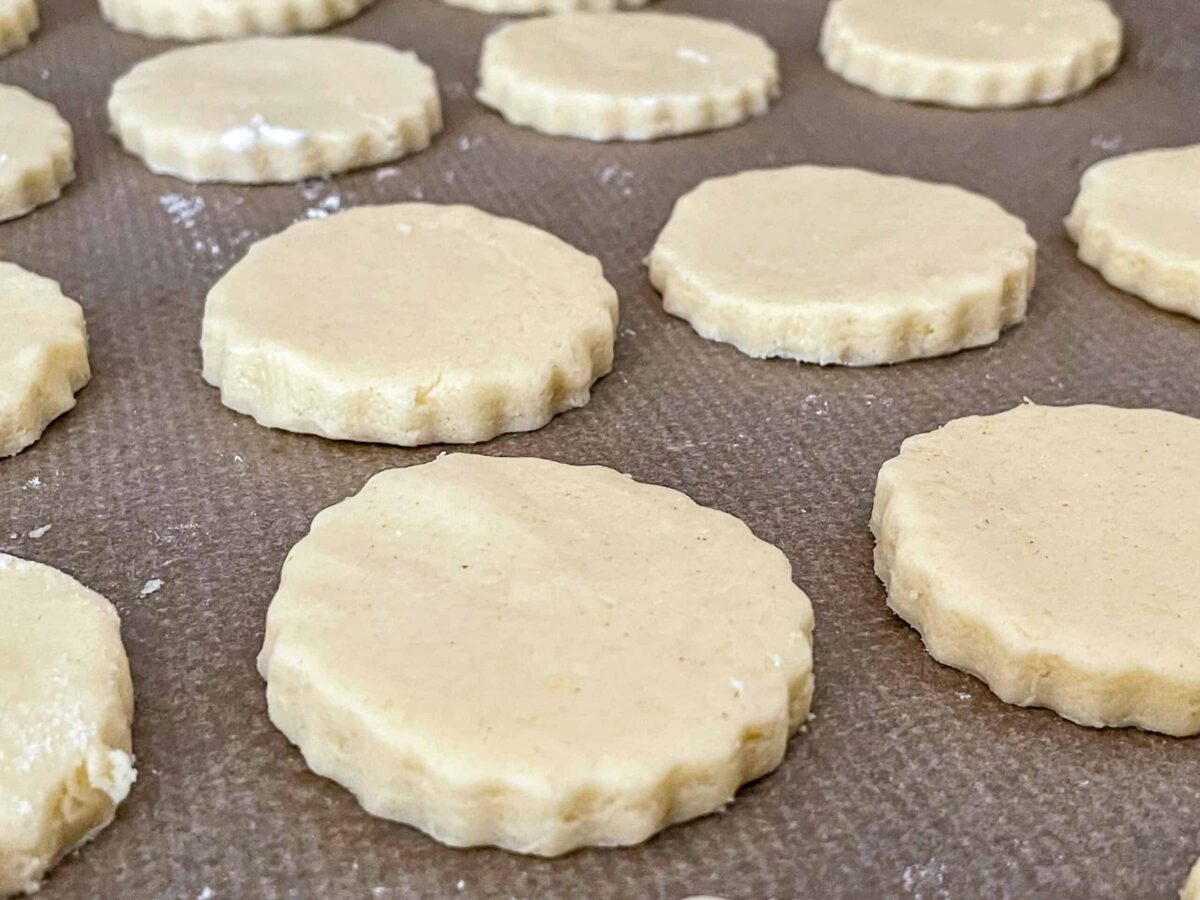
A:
0,98,74,224
0,0,37,58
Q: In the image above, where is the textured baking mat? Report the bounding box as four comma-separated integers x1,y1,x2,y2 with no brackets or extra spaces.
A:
2,0,1198,897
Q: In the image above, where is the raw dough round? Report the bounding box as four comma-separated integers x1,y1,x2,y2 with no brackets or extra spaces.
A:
0,554,135,896
443,0,646,15
108,37,441,185
820,0,1122,108
0,263,90,459
98,0,376,40
871,403,1200,736
1183,858,1200,900
201,204,618,446
259,454,814,855
0,0,36,58
477,12,778,141
0,86,74,223
1065,144,1200,321
648,166,1035,365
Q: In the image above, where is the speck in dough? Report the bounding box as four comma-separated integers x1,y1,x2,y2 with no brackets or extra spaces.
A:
820,0,1122,108
647,166,1035,365
477,12,778,141
258,454,814,856
0,0,37,58
98,0,377,40
0,554,136,897
0,263,90,459
201,204,618,446
872,404,1200,736
108,37,441,184
1066,144,1200,321
0,85,73,223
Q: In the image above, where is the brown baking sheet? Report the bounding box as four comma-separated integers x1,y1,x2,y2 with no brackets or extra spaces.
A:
3,0,1199,897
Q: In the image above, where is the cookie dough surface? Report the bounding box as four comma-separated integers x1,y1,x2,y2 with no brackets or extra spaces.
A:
820,0,1122,108
109,37,441,184
201,204,618,445
0,555,135,897
1183,858,1200,900
648,166,1035,365
259,454,814,856
0,263,90,459
0,0,37,58
442,0,646,15
98,0,376,40
0,86,74,223
872,404,1200,736
1065,144,1200,320
477,12,778,141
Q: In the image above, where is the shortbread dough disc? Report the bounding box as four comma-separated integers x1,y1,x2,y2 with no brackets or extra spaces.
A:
1065,144,1200,321
109,38,441,184
1183,858,1200,900
0,0,37,58
0,263,90,459
443,0,646,15
259,454,814,856
477,12,778,141
648,166,1035,365
0,86,74,224
872,403,1200,736
98,0,376,40
0,555,136,897
201,204,618,445
820,0,1122,108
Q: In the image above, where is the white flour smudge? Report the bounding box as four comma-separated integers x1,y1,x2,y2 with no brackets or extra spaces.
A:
138,579,165,598
27,525,51,539
159,193,205,230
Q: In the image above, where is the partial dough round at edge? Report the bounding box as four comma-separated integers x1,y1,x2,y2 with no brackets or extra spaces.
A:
1182,858,1200,900
0,0,38,58
97,0,377,40
0,86,74,223
442,0,647,14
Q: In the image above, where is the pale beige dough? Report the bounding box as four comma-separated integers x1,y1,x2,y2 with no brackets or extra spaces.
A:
0,0,36,58
98,0,376,40
443,0,646,15
820,0,1122,108
109,37,441,185
201,204,618,446
0,555,135,897
648,166,1035,365
1065,144,1200,321
0,263,90,459
872,403,1200,736
259,454,814,856
477,12,777,141
0,86,74,223
1183,858,1200,900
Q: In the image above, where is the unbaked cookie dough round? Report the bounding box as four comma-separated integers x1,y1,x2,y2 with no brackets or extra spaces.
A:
259,454,814,855
648,166,1035,365
201,204,618,446
1065,144,1200,321
0,0,37,58
0,554,136,896
0,86,74,224
0,263,90,459
820,0,1122,108
443,0,646,15
476,12,778,141
872,403,1200,736
98,0,376,40
1183,858,1200,900
109,37,441,185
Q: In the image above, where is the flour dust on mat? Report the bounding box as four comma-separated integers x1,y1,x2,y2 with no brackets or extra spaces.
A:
0,554,136,897
0,0,36,58
1066,143,1200,321
820,0,1123,108
477,12,778,141
648,166,1035,366
97,0,378,40
0,85,73,223
258,454,814,856
872,404,1200,736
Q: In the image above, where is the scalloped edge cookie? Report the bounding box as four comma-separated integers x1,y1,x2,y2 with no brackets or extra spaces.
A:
0,0,37,58
97,0,377,40
0,86,74,224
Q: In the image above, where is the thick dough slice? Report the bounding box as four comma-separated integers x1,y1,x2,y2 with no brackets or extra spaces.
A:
872,404,1200,736
1065,144,1200,321
259,454,814,856
109,38,441,185
477,12,778,141
0,0,36,58
820,0,1122,108
201,204,618,446
0,555,136,897
0,86,74,224
1183,858,1200,900
648,166,1035,365
98,0,376,40
0,263,90,459
442,0,646,15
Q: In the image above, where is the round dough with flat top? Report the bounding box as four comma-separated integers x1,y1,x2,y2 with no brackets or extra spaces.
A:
0,554,136,897
477,12,778,141
258,454,814,855
98,0,377,40
872,404,1200,736
648,166,1035,365
0,86,74,223
201,204,618,446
